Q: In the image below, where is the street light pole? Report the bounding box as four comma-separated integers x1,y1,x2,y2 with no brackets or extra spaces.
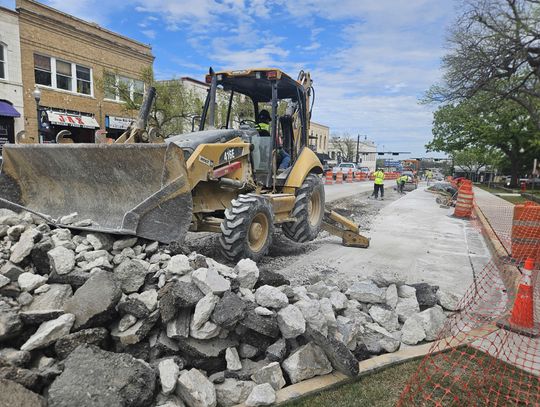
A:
32,86,41,143
355,134,360,165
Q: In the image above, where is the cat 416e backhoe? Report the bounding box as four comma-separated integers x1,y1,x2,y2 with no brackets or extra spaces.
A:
0,68,369,261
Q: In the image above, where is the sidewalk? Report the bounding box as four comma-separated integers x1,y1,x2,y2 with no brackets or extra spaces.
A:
473,186,514,253
281,185,491,296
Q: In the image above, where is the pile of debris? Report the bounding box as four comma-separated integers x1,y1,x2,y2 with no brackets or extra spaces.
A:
0,209,459,406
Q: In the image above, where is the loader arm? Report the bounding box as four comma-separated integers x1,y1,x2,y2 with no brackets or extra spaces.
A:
322,210,370,248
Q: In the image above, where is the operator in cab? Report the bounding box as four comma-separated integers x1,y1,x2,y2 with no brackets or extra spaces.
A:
256,109,271,135
256,109,291,170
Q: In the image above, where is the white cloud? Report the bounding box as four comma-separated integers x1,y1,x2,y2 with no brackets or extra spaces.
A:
37,0,455,155
142,29,156,39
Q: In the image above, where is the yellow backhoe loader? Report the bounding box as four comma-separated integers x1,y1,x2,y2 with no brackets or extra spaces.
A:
0,68,368,261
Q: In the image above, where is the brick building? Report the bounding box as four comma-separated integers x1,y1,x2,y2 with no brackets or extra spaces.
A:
0,6,24,151
16,0,154,142
309,121,329,154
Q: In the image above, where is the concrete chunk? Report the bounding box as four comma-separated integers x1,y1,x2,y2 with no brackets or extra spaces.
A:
47,246,76,275
255,285,288,309
21,313,75,351
282,343,332,384
245,383,275,406
64,270,122,329
346,280,386,303
175,368,217,407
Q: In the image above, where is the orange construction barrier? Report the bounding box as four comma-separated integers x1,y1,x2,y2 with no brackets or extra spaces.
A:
355,172,362,182
497,257,539,337
335,170,343,184
511,202,540,263
453,180,474,218
346,169,353,183
324,170,333,185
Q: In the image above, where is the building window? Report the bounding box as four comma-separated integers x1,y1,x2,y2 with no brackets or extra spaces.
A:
104,72,145,104
133,79,144,104
104,72,117,100
56,60,72,91
76,65,91,95
0,44,5,80
34,54,52,86
34,54,93,96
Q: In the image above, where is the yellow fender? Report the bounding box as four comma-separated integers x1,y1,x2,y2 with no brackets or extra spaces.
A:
283,147,323,191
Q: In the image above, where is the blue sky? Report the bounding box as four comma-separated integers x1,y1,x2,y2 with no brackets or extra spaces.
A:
1,0,457,157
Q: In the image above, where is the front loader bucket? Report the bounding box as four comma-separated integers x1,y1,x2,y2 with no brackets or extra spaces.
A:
0,143,193,244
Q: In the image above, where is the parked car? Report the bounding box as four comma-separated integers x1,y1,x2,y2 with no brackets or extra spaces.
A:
356,166,371,174
332,162,358,180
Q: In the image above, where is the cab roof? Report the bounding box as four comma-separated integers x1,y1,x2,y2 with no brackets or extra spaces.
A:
212,68,305,103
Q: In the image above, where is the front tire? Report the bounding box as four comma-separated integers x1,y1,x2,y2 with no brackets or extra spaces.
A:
219,194,274,262
282,174,325,243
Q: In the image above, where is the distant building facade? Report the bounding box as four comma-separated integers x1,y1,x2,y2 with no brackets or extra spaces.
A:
0,6,24,151
328,136,377,172
16,0,154,142
309,121,329,154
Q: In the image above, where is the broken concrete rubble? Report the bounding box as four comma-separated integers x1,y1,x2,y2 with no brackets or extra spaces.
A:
21,313,75,351
176,368,217,407
282,343,333,384
245,383,276,406
0,213,451,406
48,345,155,407
63,270,122,329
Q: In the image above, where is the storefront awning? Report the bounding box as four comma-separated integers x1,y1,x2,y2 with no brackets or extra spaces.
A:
0,101,21,118
46,111,99,129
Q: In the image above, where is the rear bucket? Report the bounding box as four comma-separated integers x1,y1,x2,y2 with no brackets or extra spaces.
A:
0,143,193,244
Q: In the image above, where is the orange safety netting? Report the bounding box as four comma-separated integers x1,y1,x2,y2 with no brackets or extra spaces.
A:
399,201,540,406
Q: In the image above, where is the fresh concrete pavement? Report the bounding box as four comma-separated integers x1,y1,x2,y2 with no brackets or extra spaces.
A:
283,182,491,296
325,180,395,202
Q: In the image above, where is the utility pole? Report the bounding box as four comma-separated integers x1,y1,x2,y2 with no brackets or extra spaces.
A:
355,134,360,165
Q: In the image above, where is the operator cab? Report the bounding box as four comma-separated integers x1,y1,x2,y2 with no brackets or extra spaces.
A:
199,68,312,188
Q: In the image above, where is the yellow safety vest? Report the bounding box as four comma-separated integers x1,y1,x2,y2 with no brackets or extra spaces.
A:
400,175,409,182
374,171,385,185
257,122,270,132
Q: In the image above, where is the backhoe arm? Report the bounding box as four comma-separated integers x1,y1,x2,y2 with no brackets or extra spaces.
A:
321,210,370,248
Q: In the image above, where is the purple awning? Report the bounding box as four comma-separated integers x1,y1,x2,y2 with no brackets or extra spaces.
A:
0,101,20,118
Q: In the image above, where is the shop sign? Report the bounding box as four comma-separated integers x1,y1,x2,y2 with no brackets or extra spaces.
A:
106,116,133,130
47,111,99,129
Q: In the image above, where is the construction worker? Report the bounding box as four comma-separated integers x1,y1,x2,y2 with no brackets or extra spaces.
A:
372,168,385,200
398,174,409,194
256,109,271,136
426,169,433,186
257,109,290,170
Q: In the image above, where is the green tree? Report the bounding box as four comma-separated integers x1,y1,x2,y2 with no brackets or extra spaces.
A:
452,147,503,181
331,133,356,162
428,94,539,185
426,0,540,130
99,67,204,137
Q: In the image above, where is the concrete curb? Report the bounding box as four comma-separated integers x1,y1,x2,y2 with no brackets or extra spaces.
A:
473,199,520,298
234,324,500,406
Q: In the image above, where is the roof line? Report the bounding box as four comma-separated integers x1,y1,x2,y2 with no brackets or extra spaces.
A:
0,5,19,15
17,0,152,50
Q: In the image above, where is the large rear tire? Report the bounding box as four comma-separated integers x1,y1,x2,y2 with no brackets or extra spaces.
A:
282,174,325,243
219,194,274,262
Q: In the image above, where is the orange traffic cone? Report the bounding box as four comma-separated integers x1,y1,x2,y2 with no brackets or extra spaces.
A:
347,169,353,183
335,170,343,184
497,257,539,337
325,170,333,185
453,180,474,218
